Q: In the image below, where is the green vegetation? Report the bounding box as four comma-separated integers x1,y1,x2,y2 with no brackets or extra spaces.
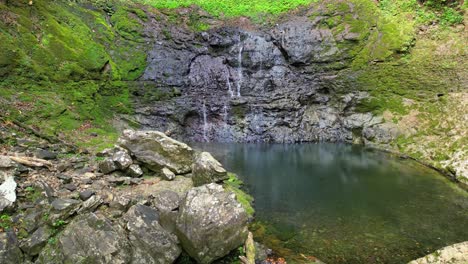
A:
379,0,465,26
224,173,254,217
136,0,319,18
52,219,67,228
0,0,148,151
0,214,13,231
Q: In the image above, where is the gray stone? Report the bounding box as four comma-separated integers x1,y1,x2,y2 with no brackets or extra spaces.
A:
0,231,23,263
161,167,175,181
124,205,181,263
363,123,401,144
0,175,17,212
0,156,13,168
153,190,181,232
63,183,77,191
112,150,133,170
35,149,57,160
99,158,118,174
126,164,143,178
36,213,132,264
118,130,194,174
79,190,95,201
152,190,180,212
20,226,51,256
176,183,249,263
50,198,80,212
109,195,132,211
56,173,72,184
192,152,228,186
77,195,103,214
408,241,468,264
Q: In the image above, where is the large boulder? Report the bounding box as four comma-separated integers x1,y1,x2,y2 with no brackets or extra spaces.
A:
124,205,181,263
37,213,131,264
118,130,194,174
176,183,249,263
192,152,228,187
0,232,23,263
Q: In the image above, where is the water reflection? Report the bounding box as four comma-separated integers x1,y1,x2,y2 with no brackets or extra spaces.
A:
194,143,468,264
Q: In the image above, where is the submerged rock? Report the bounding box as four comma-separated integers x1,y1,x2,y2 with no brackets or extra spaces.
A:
192,152,228,187
118,130,194,174
176,183,249,263
124,205,181,263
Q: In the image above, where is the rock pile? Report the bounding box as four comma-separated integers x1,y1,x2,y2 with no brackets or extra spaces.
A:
0,130,250,263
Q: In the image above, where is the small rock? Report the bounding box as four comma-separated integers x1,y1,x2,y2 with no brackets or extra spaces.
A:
63,184,77,192
161,167,175,181
99,158,117,174
109,195,132,211
126,178,143,185
77,195,103,214
56,162,71,172
56,174,72,184
79,190,95,201
34,149,57,160
51,198,80,211
16,164,29,174
107,176,126,185
152,190,180,212
0,176,17,212
0,156,13,168
112,150,133,170
126,164,143,178
20,226,51,256
192,152,228,186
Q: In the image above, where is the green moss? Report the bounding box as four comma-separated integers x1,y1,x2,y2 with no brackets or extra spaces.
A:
111,7,145,41
224,173,254,217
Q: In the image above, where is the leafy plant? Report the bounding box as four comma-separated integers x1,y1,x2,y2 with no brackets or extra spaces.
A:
52,220,66,228
0,214,13,231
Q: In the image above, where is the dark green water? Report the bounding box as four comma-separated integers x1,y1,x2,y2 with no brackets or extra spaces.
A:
195,143,468,264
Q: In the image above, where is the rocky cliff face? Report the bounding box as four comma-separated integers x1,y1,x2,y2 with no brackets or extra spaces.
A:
133,4,394,144
127,3,466,184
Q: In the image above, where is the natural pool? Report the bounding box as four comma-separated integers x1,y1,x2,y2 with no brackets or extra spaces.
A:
195,143,468,264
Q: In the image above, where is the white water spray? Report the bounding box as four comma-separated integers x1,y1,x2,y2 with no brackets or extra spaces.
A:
236,45,243,97
222,104,229,124
202,102,208,142
226,75,234,98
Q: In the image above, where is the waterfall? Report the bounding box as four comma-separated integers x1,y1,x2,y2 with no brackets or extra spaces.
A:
222,104,229,124
236,45,243,97
202,102,209,142
226,75,234,98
